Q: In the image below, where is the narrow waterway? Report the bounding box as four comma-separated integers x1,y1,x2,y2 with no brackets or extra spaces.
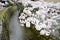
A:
9,11,23,40
0,19,2,40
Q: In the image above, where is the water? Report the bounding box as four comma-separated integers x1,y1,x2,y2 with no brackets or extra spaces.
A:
0,18,2,40
9,11,23,40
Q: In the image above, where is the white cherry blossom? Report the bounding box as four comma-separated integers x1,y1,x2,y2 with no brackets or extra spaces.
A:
26,22,30,27
35,24,42,30
45,31,50,36
40,29,46,35
18,0,60,36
